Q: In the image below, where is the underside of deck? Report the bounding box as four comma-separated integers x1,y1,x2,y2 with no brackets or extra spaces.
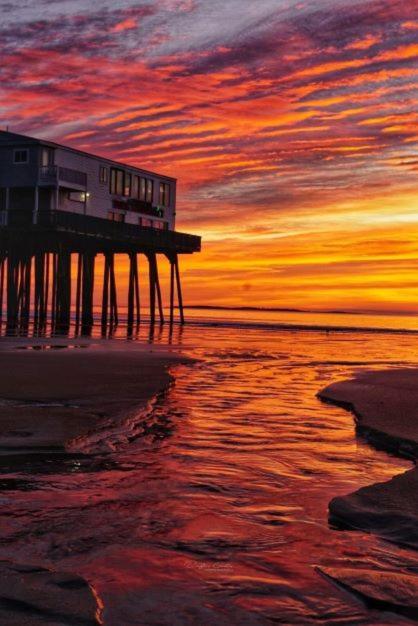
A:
0,210,201,255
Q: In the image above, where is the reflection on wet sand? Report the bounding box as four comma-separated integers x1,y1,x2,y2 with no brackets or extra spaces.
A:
0,322,417,624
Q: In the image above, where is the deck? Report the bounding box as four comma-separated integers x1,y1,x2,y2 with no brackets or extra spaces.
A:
0,210,201,255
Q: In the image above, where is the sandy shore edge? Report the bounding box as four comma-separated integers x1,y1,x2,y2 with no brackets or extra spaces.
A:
0,340,188,452
0,339,191,622
318,368,418,549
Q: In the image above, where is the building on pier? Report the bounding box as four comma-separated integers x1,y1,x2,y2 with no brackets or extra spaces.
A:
0,131,201,332
0,130,176,229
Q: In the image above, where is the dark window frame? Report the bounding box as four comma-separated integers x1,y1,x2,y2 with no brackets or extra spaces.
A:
159,182,170,207
124,172,131,197
99,166,108,184
13,149,29,164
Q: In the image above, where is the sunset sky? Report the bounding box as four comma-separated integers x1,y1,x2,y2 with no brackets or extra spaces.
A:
1,0,418,312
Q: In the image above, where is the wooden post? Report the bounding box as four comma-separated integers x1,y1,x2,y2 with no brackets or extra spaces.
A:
55,248,71,329
133,253,140,325
75,252,82,331
42,252,50,328
81,252,95,329
34,253,43,328
6,253,19,330
127,252,134,329
51,252,58,326
20,255,32,330
0,256,5,325
148,253,156,326
109,253,118,326
174,254,185,324
154,254,164,324
101,253,110,330
169,256,175,327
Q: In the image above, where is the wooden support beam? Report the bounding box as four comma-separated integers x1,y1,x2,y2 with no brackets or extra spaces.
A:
0,256,5,325
101,253,110,330
75,253,82,332
20,255,32,330
6,253,19,330
148,253,156,326
51,253,58,326
154,254,164,324
169,257,175,327
127,252,134,329
42,253,50,328
81,253,95,329
109,253,118,326
174,254,185,325
133,253,140,325
34,253,44,328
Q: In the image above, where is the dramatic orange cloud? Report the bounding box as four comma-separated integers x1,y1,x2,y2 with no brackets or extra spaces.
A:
1,0,418,312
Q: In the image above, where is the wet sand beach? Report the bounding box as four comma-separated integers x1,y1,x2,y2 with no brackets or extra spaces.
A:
0,325,417,625
0,339,185,452
0,339,186,624
318,369,418,616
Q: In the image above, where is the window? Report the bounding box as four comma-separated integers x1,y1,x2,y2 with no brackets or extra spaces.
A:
110,168,125,195
68,191,86,203
41,147,54,166
146,178,153,203
13,149,29,164
116,170,124,196
154,220,167,230
99,166,108,184
132,175,139,199
139,177,146,201
137,177,153,202
124,172,131,197
159,182,170,207
110,169,117,194
108,211,125,222
139,217,153,227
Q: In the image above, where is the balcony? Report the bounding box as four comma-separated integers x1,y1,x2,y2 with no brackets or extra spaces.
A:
113,198,164,218
39,165,87,188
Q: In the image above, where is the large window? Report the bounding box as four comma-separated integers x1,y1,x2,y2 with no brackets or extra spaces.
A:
146,178,153,203
110,168,125,195
108,211,125,222
99,166,108,184
110,169,154,202
136,177,153,202
124,173,131,197
41,147,54,166
132,175,139,198
159,182,170,207
13,149,29,164
139,177,146,201
154,220,167,230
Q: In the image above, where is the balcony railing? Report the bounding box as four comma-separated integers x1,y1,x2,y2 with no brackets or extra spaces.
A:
39,165,87,187
0,210,201,253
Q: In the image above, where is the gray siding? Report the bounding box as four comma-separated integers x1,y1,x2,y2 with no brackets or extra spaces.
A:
0,131,177,231
0,144,39,187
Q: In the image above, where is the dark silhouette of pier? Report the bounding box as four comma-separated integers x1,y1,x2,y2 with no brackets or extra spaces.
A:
0,210,201,336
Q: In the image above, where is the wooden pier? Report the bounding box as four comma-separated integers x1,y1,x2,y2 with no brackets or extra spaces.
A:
0,210,201,334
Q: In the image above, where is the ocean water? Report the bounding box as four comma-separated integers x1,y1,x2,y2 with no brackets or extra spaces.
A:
0,311,418,624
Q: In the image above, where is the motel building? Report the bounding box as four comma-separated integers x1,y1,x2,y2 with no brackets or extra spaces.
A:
0,130,200,330
0,130,175,229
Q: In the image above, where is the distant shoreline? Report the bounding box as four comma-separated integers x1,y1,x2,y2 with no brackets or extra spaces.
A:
185,305,418,318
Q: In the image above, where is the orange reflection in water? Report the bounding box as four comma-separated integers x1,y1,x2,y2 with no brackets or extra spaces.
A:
0,322,417,624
